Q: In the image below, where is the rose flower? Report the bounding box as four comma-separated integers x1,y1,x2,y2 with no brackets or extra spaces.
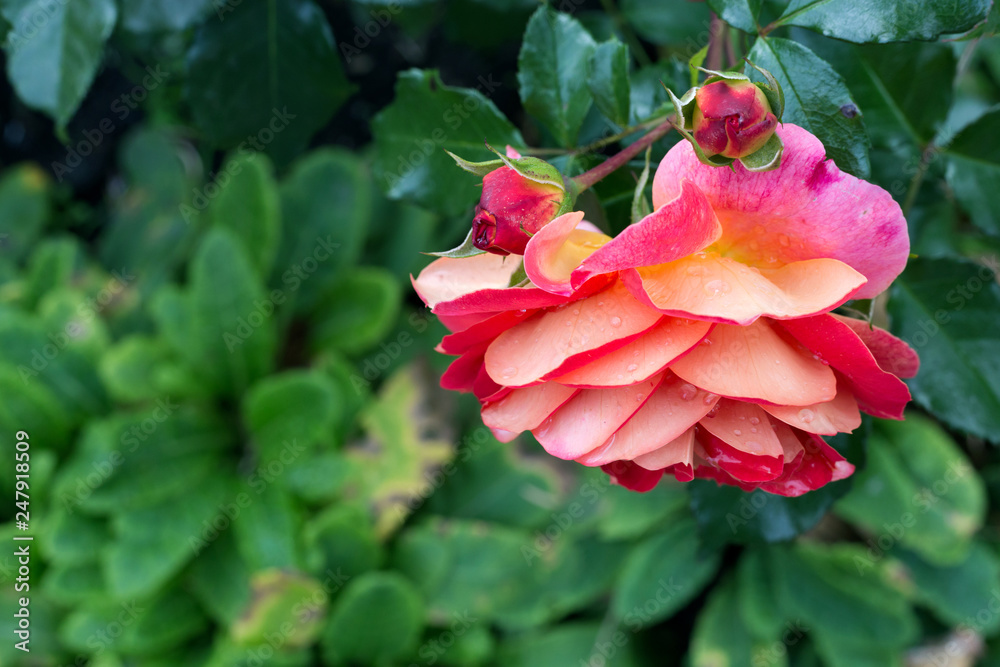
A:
414,124,918,496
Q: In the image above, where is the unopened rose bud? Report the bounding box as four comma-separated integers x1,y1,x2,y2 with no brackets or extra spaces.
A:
472,165,565,256
692,79,778,159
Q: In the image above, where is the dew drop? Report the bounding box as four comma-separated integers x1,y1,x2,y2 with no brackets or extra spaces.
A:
798,408,815,424
686,265,705,277
778,234,790,247
703,393,718,405
610,316,622,328
750,427,758,433
679,384,698,401
598,301,604,307
749,240,760,251
501,367,518,379
626,363,639,372
572,308,580,315
636,393,645,402
703,279,731,297
617,373,624,380
743,440,763,454
733,429,742,436
774,359,781,365
749,416,760,425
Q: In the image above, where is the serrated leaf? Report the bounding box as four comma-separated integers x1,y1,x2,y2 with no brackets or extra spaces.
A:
518,6,596,147
4,0,117,128
747,37,870,178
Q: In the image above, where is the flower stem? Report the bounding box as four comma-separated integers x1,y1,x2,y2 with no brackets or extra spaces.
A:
572,118,675,192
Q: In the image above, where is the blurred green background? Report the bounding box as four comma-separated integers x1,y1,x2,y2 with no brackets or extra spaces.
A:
0,0,999,665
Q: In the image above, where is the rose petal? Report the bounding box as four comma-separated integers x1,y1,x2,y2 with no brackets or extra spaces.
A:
553,317,712,387
481,382,578,441
440,343,489,393
697,399,785,481
571,180,722,287
439,309,537,355
761,388,861,436
652,124,909,298
523,211,611,296
601,460,664,492
634,428,696,471
533,375,662,460
576,374,718,465
834,314,919,379
413,253,522,309
483,280,662,387
778,314,912,419
669,319,837,406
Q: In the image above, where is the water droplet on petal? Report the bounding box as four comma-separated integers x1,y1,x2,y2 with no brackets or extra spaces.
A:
798,408,815,424
749,240,760,251
750,427,758,433
733,429,742,436
501,367,518,379
610,316,622,328
703,279,731,297
626,363,639,372
679,384,698,401
778,234,790,247
743,440,763,454
703,393,718,405
749,416,760,426
636,393,645,402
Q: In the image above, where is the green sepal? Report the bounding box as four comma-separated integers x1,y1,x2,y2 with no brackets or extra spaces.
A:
665,85,697,131
738,132,783,172
485,143,566,191
688,45,709,88
697,66,751,84
507,260,529,287
425,227,485,259
631,146,653,225
666,87,735,169
445,150,505,177
744,59,785,121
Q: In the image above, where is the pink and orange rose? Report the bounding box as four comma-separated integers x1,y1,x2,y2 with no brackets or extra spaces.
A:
414,124,918,496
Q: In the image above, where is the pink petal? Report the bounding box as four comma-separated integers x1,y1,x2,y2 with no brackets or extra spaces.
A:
697,399,785,482
761,388,861,436
601,460,664,492
480,382,578,442
833,314,919,379
652,123,909,298
756,424,854,496
431,273,613,318
553,317,712,388
634,428,696,471
778,314,912,419
576,374,718,465
483,280,662,387
440,343,488,394
669,319,838,407
532,375,663,460
625,252,866,325
439,309,537,355
413,253,522,309
571,180,722,287
523,211,611,296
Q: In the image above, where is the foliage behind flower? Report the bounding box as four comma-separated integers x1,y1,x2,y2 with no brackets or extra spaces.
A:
415,124,918,496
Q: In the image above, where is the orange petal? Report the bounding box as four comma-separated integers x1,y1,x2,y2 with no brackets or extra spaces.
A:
533,375,662,460
669,319,837,406
523,211,611,295
576,374,719,465
698,399,784,460
761,388,861,436
628,252,866,325
483,280,662,387
633,428,696,471
553,317,712,387
481,382,578,442
412,253,521,309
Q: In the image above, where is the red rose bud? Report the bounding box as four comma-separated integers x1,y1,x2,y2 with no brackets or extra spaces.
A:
693,79,777,160
472,165,565,256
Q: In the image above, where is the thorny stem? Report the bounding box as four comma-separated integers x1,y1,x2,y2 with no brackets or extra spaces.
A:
572,117,675,192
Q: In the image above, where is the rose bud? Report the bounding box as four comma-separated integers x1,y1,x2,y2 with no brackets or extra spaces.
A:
472,163,566,256
692,79,778,159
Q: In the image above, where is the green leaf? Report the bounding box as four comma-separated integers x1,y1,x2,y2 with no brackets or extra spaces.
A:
272,148,370,315
103,471,232,599
518,7,596,147
587,39,631,127
946,108,1000,236
621,0,712,46
119,0,212,32
304,504,383,581
184,0,353,165
776,0,990,43
596,482,688,541
888,256,1000,441
232,569,327,648
308,267,402,356
232,483,303,571
428,226,486,259
498,621,643,667
0,363,72,451
372,69,523,217
425,435,561,528
4,0,117,128
836,414,985,566
321,572,424,665
342,364,454,537
187,531,251,625
98,336,174,404
22,235,81,310
747,37,869,177
690,576,777,667
206,152,281,278
41,562,104,605
243,370,342,458
611,517,720,628
185,228,277,395
0,163,49,264
41,510,107,564
769,542,919,651
706,0,762,33
893,542,1000,634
